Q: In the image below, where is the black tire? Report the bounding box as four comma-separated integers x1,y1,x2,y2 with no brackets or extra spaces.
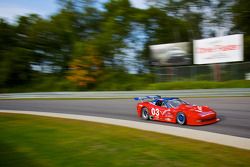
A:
141,107,149,120
176,112,186,125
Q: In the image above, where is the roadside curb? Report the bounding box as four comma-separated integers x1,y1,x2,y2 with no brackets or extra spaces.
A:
1,109,250,150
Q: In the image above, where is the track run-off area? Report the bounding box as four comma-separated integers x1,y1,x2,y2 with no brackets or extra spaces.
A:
0,96,250,149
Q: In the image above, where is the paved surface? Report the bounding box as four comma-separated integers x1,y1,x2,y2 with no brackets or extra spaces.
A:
0,97,250,138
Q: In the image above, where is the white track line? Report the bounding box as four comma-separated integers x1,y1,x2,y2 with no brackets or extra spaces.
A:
1,110,250,150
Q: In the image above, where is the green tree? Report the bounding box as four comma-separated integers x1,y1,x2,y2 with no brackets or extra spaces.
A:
0,19,16,86
0,15,40,86
128,7,195,72
146,0,203,38
1,0,224,91
0,19,16,56
232,0,250,61
0,48,33,86
146,0,235,37
96,0,133,67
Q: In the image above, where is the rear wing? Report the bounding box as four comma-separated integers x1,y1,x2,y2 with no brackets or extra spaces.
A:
134,95,161,102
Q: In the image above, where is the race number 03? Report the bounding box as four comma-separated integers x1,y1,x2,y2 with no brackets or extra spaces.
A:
151,108,160,116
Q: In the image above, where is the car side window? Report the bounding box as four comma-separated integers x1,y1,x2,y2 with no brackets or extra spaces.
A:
161,101,167,108
155,100,162,106
166,101,172,108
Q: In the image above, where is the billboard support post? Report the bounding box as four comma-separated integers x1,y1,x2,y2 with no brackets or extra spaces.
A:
213,64,221,81
168,67,173,81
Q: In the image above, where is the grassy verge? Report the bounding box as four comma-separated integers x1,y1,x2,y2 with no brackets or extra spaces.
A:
146,80,250,90
0,113,249,167
1,80,250,93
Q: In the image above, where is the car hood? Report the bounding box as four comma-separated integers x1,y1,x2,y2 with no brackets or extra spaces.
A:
178,104,214,113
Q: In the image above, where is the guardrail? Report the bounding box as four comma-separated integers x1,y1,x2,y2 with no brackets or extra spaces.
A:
0,88,250,99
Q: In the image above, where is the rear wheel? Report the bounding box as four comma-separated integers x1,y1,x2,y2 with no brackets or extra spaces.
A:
176,112,186,125
141,108,149,120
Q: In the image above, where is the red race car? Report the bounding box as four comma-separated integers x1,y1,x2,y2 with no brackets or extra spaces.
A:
134,95,219,125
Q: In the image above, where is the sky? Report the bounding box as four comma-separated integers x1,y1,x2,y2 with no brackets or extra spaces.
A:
0,0,59,22
0,0,147,23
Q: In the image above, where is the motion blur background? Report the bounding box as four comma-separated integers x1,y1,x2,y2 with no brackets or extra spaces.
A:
0,0,249,92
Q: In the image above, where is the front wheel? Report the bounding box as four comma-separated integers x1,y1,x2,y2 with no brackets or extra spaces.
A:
141,108,149,120
176,112,186,125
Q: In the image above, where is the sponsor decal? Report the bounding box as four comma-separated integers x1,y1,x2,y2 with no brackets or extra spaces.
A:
161,109,169,115
197,44,240,54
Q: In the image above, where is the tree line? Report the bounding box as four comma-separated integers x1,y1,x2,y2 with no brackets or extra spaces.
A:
0,0,249,91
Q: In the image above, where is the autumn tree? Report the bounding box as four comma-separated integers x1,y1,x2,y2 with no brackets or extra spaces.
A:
67,44,102,87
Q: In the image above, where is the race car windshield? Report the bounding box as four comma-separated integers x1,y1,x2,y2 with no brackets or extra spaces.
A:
168,99,188,108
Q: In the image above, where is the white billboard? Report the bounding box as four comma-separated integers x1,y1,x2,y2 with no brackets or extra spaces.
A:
150,42,191,66
193,34,243,64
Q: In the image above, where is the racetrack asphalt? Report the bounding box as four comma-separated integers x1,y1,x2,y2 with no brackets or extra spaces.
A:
0,97,249,138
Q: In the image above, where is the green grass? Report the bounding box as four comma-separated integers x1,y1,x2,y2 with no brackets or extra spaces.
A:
2,79,250,93
1,73,250,93
146,80,250,90
0,113,250,167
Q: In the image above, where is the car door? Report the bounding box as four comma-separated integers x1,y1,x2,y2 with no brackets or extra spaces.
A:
148,100,161,120
150,100,167,120
157,101,172,121
163,101,175,122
